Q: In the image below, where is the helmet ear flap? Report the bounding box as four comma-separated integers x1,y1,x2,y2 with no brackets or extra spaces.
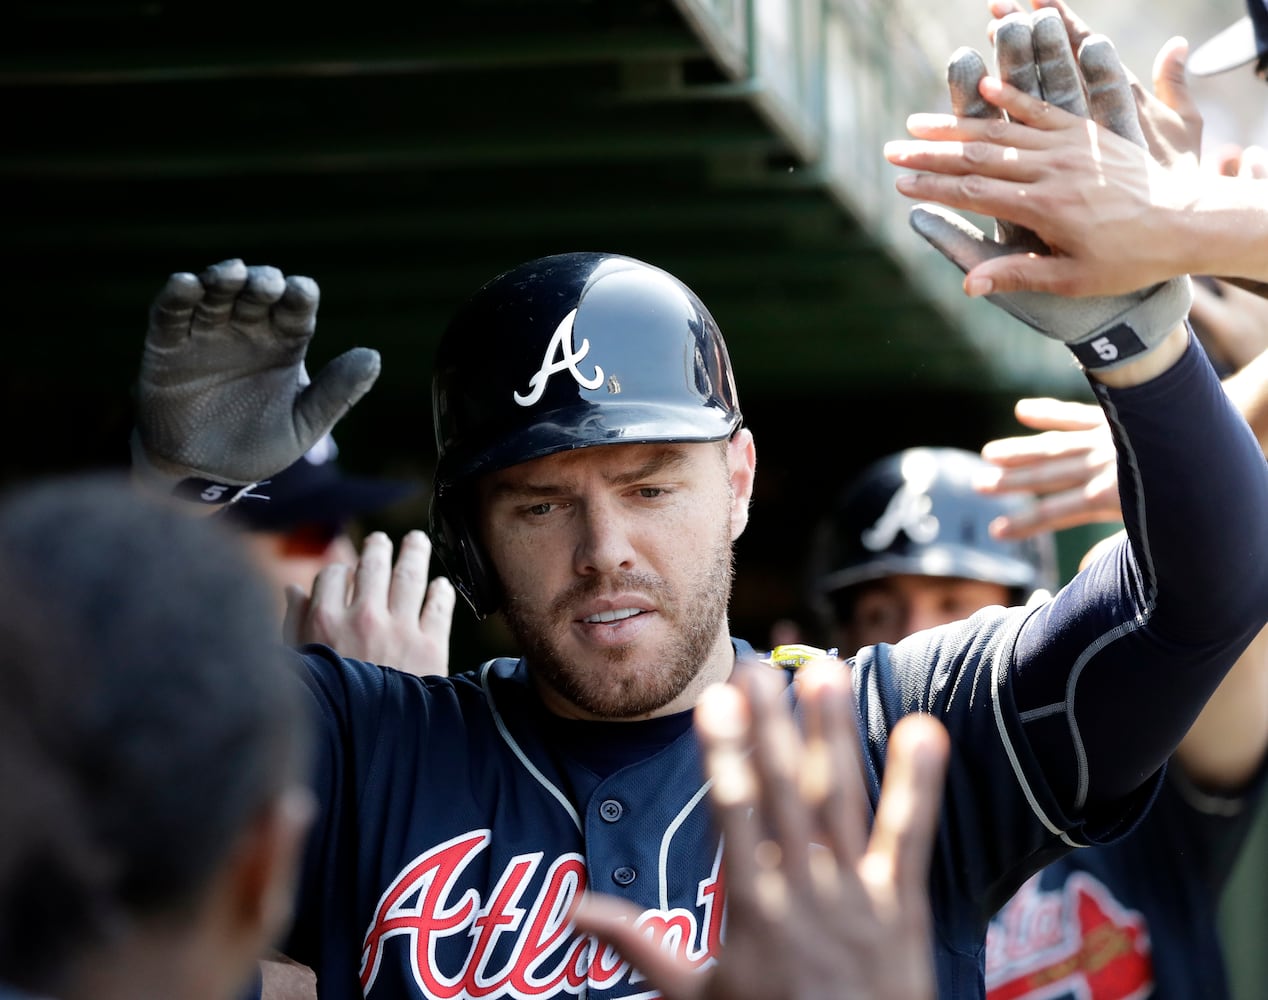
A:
429,486,501,619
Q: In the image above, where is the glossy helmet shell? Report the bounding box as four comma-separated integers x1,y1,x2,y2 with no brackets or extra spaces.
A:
429,251,741,616
810,447,1058,622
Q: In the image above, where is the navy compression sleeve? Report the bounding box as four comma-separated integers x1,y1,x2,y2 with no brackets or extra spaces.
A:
1010,332,1268,813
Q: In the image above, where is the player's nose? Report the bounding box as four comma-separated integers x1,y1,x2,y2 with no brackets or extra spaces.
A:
573,499,637,576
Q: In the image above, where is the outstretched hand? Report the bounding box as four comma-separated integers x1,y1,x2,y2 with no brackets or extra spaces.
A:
987,0,1202,168
976,397,1120,538
886,1,1204,301
890,9,1191,375
135,258,381,491
573,661,949,1000
284,530,455,677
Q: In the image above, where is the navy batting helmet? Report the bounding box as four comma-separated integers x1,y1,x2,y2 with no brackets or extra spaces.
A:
810,447,1057,624
430,252,742,617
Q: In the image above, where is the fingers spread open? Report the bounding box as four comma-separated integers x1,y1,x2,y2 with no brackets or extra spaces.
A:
293,347,382,451
865,715,948,909
737,665,812,888
571,894,699,1000
1011,396,1106,431
232,264,287,330
795,660,868,866
147,272,204,348
420,577,456,665
307,562,352,642
273,274,320,341
352,532,394,610
696,681,763,911
1033,0,1094,51
1031,8,1088,117
193,257,247,333
388,529,433,618
1080,35,1143,146
947,47,997,120
994,14,1042,102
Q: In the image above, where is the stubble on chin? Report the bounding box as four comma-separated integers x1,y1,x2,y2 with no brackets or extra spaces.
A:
502,540,735,720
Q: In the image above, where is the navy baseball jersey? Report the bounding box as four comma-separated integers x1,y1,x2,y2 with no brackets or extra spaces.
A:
278,335,1268,998
985,765,1267,999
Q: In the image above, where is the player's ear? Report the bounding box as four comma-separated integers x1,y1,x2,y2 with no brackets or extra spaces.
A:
726,429,757,540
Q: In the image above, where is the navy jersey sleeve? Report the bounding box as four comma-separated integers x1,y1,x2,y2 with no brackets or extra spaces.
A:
1007,333,1268,814
853,333,1268,952
1159,760,1268,896
280,645,474,995
282,645,388,987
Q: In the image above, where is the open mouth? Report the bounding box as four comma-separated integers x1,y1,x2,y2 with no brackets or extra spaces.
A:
582,608,646,624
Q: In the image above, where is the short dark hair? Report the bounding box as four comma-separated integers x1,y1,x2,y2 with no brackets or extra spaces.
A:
0,474,309,991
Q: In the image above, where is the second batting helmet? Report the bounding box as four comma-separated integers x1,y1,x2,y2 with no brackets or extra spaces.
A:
810,447,1057,622
429,251,742,617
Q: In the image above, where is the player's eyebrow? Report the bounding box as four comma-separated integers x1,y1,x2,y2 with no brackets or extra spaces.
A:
484,446,690,500
604,447,688,487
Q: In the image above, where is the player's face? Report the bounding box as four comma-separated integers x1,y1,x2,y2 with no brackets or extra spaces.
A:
834,574,1013,650
477,433,756,721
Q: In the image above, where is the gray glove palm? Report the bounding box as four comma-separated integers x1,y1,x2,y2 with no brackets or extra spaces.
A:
911,10,1191,371
135,259,381,499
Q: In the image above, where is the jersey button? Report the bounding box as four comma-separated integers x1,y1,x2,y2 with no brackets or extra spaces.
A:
599,799,624,823
612,866,637,886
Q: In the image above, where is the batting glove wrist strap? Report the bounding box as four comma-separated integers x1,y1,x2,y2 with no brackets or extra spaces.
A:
130,430,258,514
1046,275,1192,371
910,204,1192,371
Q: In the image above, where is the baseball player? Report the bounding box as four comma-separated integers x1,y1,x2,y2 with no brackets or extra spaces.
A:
806,447,1057,656
809,446,1268,998
132,236,1266,999
126,17,1268,999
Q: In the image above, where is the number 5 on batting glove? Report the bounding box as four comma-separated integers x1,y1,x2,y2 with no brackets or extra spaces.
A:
132,258,381,509
911,13,1191,371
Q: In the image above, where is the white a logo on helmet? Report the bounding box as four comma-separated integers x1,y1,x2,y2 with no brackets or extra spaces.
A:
513,309,605,407
860,455,941,552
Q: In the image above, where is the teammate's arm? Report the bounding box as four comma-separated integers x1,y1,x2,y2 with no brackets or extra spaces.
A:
886,0,1268,298
892,7,1268,820
978,346,1268,793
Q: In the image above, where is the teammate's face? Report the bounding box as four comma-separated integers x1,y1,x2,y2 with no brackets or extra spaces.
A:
477,433,756,721
834,574,1013,650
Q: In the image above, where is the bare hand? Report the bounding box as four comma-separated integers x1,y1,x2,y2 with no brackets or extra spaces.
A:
573,661,949,1000
887,0,1206,299
889,79,1195,299
284,530,455,677
977,398,1120,538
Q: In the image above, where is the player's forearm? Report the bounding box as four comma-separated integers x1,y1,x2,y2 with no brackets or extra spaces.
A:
1013,332,1268,810
1098,332,1268,644
1172,175,1268,283
1176,625,1268,792
1223,347,1268,453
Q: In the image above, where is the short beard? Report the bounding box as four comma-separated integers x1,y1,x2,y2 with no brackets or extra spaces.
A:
502,527,735,720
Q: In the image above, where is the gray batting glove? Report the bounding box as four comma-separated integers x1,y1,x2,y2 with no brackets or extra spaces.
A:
133,258,381,506
912,11,1191,371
